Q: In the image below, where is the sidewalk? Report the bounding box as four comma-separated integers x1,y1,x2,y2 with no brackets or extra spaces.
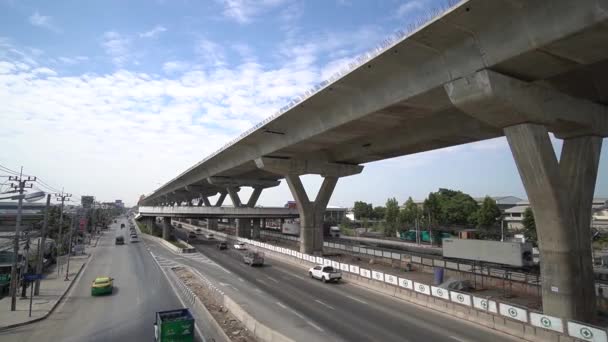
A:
0,254,89,330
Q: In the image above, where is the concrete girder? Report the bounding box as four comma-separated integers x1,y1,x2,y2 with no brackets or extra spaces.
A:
143,0,608,205
207,177,280,189
445,69,608,139
254,157,364,177
504,123,601,322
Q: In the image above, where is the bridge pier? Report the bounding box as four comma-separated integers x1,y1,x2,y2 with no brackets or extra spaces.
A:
252,218,261,239
505,125,601,321
207,219,218,230
162,217,171,240
236,219,251,238
445,69,606,322
255,157,363,255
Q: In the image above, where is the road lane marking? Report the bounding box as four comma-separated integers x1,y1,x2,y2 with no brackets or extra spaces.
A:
344,294,368,304
219,282,239,292
314,299,335,310
238,277,244,282
276,302,288,309
449,336,468,342
307,321,324,332
266,276,279,283
256,278,266,284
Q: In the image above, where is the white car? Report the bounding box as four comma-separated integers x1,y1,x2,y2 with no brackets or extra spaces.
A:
130,234,139,243
234,243,247,250
309,265,342,283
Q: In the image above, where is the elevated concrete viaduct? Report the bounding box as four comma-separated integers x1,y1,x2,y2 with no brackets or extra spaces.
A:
138,0,608,322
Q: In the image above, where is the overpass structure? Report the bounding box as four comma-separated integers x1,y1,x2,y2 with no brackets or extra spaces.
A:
139,0,608,322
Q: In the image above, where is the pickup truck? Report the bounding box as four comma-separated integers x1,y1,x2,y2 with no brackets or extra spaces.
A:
309,265,342,283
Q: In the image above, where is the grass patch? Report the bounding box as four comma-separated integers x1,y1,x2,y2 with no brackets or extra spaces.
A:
137,221,162,237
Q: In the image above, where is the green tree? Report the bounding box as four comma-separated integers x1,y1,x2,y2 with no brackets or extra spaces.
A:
353,201,373,220
423,192,441,226
476,196,502,227
399,197,419,227
384,198,400,237
424,188,478,226
523,207,537,246
372,206,386,220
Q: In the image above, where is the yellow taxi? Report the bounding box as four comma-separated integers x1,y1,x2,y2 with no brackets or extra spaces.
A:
91,276,113,296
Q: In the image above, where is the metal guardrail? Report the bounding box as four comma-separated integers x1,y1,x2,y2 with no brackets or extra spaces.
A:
259,230,541,286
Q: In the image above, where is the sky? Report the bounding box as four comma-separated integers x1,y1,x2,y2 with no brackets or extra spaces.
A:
0,0,606,208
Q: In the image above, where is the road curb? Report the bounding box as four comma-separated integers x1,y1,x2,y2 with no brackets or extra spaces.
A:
0,259,87,332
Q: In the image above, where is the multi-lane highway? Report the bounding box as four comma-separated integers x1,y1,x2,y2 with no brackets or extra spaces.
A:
171,227,523,342
1,217,184,342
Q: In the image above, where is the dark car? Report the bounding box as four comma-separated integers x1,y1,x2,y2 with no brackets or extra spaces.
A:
187,231,196,239
217,241,227,250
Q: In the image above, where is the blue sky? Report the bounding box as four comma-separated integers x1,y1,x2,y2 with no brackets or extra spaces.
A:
0,0,606,207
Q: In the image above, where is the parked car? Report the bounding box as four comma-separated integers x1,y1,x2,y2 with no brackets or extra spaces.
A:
243,251,264,266
91,276,113,296
309,265,342,283
234,243,247,250
217,241,227,250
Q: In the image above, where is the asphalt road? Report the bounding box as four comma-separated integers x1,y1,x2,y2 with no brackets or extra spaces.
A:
174,228,523,342
2,217,186,342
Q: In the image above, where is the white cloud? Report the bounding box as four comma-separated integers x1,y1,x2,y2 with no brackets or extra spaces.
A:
101,31,130,66
396,1,426,18
195,38,225,67
217,0,287,24
0,38,327,204
58,56,88,64
28,11,59,32
139,25,167,38
162,60,190,74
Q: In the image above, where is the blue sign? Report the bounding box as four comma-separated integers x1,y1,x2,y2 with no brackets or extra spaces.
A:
23,274,44,281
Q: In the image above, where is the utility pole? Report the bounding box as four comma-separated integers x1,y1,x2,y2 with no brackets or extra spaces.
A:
34,194,51,295
65,212,76,281
55,190,71,278
8,168,36,311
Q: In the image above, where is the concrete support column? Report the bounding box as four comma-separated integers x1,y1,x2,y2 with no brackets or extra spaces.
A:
505,123,601,321
215,191,227,207
146,217,155,234
261,218,266,229
207,219,218,230
285,174,338,254
252,218,261,239
559,135,603,321
236,218,251,238
247,187,263,208
226,187,242,207
162,217,171,240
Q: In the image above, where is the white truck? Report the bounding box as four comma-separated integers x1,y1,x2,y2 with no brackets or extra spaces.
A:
442,238,534,268
282,222,300,236
308,265,342,283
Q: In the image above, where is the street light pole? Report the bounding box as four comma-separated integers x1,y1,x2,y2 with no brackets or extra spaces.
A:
8,168,36,311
